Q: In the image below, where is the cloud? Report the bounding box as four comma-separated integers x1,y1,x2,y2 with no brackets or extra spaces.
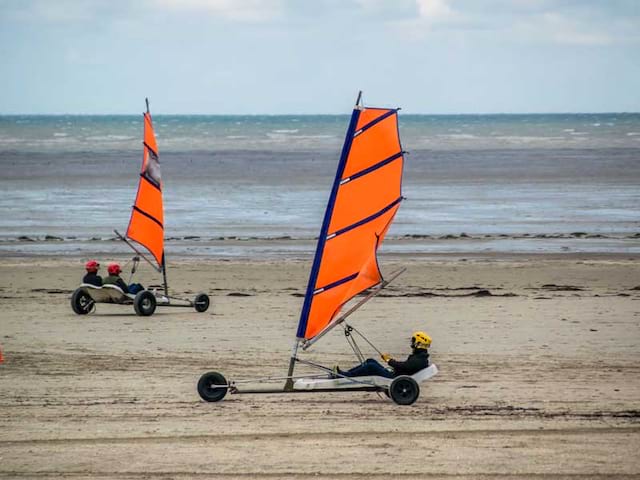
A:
385,0,640,45
529,12,614,46
0,0,115,23
416,0,454,20
149,0,285,23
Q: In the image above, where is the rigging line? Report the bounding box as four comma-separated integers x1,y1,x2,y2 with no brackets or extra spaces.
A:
346,322,384,357
344,325,365,363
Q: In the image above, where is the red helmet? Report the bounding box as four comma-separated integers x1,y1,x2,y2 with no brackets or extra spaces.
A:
107,263,122,275
85,260,99,273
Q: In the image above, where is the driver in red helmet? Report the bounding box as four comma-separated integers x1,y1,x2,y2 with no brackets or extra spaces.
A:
82,260,102,286
102,263,130,293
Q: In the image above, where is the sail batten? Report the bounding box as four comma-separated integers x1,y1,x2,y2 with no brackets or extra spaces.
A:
344,151,403,183
354,108,399,136
328,196,402,239
125,104,164,269
296,101,404,342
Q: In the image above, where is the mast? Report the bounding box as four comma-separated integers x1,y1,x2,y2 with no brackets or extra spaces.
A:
285,92,363,389
162,251,168,296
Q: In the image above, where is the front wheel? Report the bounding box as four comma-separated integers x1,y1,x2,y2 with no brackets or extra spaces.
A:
71,288,93,315
389,376,420,406
197,371,228,402
194,293,210,313
134,290,156,316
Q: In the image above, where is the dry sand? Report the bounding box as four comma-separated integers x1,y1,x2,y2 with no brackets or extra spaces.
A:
0,253,639,479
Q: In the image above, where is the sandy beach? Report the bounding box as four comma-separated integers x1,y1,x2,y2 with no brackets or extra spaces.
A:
1,252,639,478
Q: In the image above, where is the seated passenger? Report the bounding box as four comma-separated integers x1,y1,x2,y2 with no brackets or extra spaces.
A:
82,260,102,286
103,263,145,294
103,263,131,293
333,331,431,379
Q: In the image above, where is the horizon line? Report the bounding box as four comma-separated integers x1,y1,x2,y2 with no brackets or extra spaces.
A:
1,111,639,116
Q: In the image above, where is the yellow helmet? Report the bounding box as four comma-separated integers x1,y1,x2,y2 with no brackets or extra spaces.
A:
411,331,431,350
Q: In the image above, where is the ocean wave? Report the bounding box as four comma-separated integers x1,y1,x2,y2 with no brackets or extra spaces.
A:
84,135,135,141
491,135,566,144
436,134,477,140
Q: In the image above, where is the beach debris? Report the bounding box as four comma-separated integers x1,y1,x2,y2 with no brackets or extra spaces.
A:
541,284,584,291
17,236,35,242
44,235,63,241
378,289,517,298
30,288,72,295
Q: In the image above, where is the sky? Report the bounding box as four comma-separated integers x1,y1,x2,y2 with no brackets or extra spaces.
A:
0,0,639,114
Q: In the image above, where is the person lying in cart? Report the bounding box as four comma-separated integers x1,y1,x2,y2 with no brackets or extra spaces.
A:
103,263,144,294
334,331,431,379
83,260,102,286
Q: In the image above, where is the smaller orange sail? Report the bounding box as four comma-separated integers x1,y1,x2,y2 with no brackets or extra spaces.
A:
126,101,164,269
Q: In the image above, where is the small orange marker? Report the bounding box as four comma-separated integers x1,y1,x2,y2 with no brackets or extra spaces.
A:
0,346,4,364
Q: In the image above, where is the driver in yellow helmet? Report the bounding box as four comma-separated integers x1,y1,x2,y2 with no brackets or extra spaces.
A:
333,331,431,379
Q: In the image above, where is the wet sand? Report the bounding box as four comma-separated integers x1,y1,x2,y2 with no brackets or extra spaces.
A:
0,254,639,478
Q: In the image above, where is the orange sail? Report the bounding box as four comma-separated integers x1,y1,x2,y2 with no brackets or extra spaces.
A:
296,101,404,341
125,102,164,269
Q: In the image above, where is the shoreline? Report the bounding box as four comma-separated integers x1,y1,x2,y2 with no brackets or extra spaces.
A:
1,234,639,259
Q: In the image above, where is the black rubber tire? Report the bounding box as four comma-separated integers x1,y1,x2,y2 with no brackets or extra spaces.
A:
389,376,420,405
194,293,210,313
133,290,156,316
197,371,228,402
71,288,93,315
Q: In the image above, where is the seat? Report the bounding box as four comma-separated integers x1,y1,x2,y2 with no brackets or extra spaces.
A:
80,283,135,302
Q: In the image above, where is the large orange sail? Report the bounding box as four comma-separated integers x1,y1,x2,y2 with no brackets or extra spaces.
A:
125,102,164,269
296,101,404,341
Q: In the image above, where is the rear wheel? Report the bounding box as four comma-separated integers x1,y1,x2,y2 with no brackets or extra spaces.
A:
194,293,210,313
134,290,156,316
389,376,420,405
71,288,93,315
197,371,228,402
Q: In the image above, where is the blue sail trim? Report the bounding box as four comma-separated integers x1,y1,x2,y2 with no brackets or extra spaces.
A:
314,272,358,295
327,196,403,240
353,109,398,137
341,151,403,185
296,108,361,339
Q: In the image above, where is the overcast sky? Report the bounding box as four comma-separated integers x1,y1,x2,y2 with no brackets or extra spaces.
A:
1,0,639,114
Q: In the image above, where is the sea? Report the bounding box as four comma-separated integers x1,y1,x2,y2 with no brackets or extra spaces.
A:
0,113,639,258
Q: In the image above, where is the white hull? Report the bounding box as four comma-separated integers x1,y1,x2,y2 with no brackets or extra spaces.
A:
293,364,438,391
